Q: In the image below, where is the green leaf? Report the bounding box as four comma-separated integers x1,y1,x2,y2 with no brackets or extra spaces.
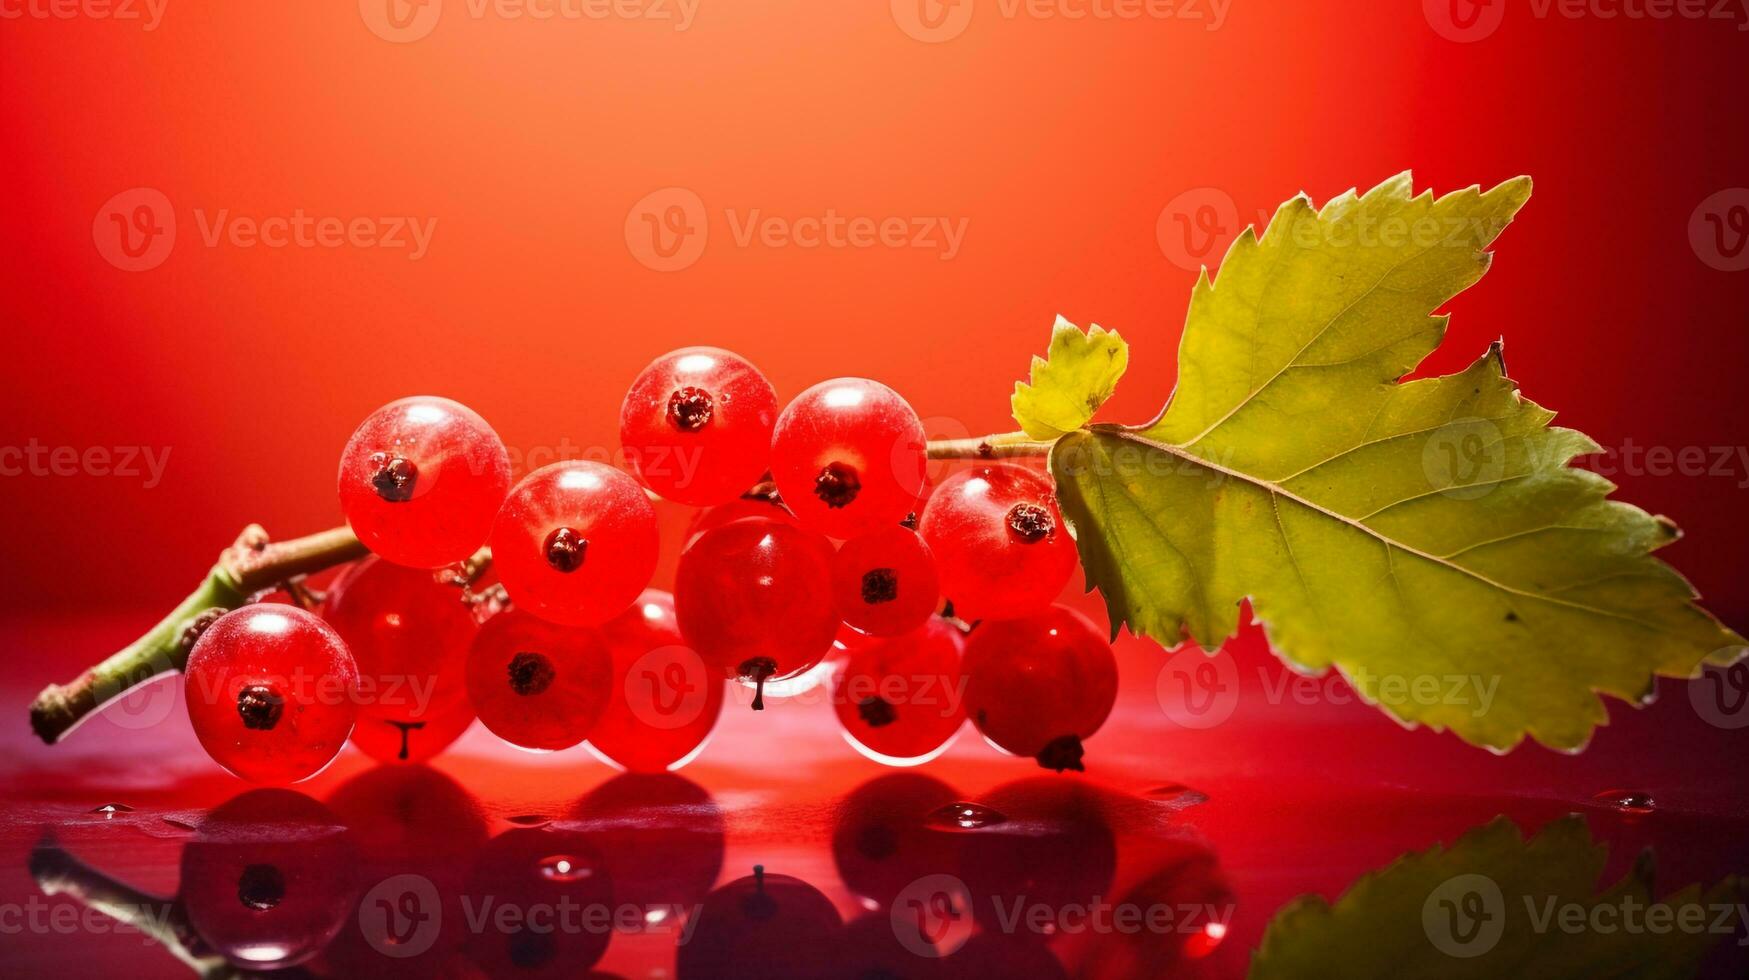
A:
1250,816,1743,980
1052,173,1745,750
1011,315,1130,440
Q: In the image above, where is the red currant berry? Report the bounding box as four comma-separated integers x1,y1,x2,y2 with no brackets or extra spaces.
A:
180,789,358,970
674,517,838,709
491,461,660,627
587,590,725,773
620,347,779,505
919,463,1077,621
322,556,477,761
834,619,967,764
185,606,359,784
831,525,940,636
962,606,1117,772
338,396,511,568
684,493,795,547
678,865,843,980
347,696,476,764
770,378,927,539
464,609,611,751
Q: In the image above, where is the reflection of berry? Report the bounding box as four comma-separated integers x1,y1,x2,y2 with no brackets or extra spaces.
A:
491,461,659,627
464,610,611,750
572,773,725,929
621,347,779,505
338,396,511,568
920,464,1076,621
675,517,838,708
678,865,843,980
464,828,613,977
831,773,960,906
834,620,966,764
951,779,1117,940
185,606,358,784
180,789,358,970
831,525,940,637
588,590,725,772
962,606,1117,770
322,556,477,762
1079,839,1234,979
324,766,488,978
770,378,927,539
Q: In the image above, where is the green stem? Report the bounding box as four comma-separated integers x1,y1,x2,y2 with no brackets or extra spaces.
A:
28,525,367,744
926,431,1055,459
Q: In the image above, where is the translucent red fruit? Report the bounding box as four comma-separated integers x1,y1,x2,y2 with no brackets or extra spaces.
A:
770,378,928,539
620,347,779,505
347,696,476,764
831,525,940,637
674,517,839,708
919,463,1077,621
491,461,660,627
185,606,359,784
179,789,358,970
464,609,612,751
587,590,725,773
833,619,967,764
321,556,477,763
962,606,1118,772
338,396,511,568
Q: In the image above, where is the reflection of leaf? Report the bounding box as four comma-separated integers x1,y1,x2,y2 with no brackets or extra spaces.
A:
1051,174,1745,750
1011,316,1129,440
1250,816,1743,980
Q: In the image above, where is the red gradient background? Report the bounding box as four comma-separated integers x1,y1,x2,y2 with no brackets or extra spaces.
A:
1,4,1748,976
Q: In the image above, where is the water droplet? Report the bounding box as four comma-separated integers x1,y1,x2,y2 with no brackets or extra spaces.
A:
538,854,593,882
1143,784,1209,809
506,814,551,827
926,802,1007,831
90,803,133,818
162,817,196,831
1593,790,1656,815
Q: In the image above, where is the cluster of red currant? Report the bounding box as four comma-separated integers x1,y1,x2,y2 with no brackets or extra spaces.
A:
183,349,1119,784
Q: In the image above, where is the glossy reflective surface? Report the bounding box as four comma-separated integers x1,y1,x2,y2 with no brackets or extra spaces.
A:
4,615,1746,977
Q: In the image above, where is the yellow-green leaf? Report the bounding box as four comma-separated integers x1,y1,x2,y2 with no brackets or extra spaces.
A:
1052,173,1745,751
1251,817,1743,980
1011,315,1129,440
